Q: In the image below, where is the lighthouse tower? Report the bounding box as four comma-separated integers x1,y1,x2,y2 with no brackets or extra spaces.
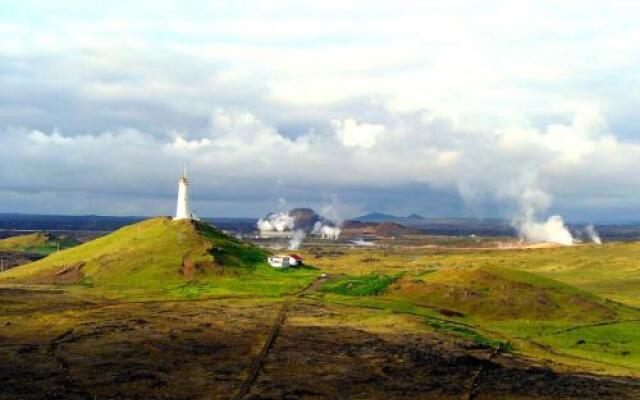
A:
174,166,192,220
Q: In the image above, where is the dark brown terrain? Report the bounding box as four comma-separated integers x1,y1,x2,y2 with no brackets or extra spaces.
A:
1,288,639,400
0,251,45,272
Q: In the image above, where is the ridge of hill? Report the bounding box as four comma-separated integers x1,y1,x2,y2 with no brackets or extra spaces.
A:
355,212,399,221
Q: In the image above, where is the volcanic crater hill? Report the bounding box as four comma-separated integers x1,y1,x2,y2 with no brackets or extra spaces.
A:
287,207,323,231
0,217,268,287
388,266,632,322
342,220,424,237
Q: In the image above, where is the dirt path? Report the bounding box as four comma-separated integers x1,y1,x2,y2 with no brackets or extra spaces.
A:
466,347,501,400
232,301,289,400
231,275,326,400
47,328,75,371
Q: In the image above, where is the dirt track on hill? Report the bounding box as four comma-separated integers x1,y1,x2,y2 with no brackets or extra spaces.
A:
0,288,639,400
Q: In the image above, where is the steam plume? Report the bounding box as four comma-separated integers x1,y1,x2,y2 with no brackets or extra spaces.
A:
312,221,341,240
311,205,343,240
288,230,306,250
512,188,574,246
585,224,602,244
257,212,295,233
516,215,574,246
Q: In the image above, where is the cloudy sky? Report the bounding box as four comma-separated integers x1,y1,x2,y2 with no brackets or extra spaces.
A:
2,1,640,222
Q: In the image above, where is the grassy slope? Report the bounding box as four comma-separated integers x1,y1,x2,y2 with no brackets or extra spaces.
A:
1,218,193,287
0,232,78,255
540,321,640,370
390,264,640,371
422,244,640,308
0,217,319,297
390,265,627,322
304,244,640,374
303,243,640,306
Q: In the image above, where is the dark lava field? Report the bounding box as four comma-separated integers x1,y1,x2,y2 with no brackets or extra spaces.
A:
1,288,639,400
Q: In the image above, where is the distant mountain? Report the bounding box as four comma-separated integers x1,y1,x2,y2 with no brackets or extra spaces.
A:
354,213,508,225
353,212,430,225
354,212,403,222
350,213,516,237
342,221,424,238
0,213,145,231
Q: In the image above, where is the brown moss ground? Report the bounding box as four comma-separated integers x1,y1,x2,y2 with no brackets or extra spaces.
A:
1,289,639,400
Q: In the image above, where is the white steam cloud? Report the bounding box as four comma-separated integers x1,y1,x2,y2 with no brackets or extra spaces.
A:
311,205,343,240
512,188,574,246
516,215,574,246
312,222,341,240
257,212,295,233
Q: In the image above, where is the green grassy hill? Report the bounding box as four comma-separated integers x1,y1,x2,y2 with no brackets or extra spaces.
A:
414,243,640,307
388,266,626,322
0,217,319,297
0,232,79,255
310,251,640,374
305,242,640,307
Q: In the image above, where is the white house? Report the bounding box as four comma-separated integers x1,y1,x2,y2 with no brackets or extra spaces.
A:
268,254,303,268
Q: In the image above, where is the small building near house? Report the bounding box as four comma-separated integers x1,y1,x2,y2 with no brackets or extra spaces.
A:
267,254,304,268
288,254,303,265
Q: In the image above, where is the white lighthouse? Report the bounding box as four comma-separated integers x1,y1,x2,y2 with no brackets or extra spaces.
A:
174,166,193,220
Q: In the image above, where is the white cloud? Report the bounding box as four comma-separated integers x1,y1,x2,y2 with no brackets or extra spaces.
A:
1,105,640,218
333,118,384,149
2,2,640,218
4,1,640,124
